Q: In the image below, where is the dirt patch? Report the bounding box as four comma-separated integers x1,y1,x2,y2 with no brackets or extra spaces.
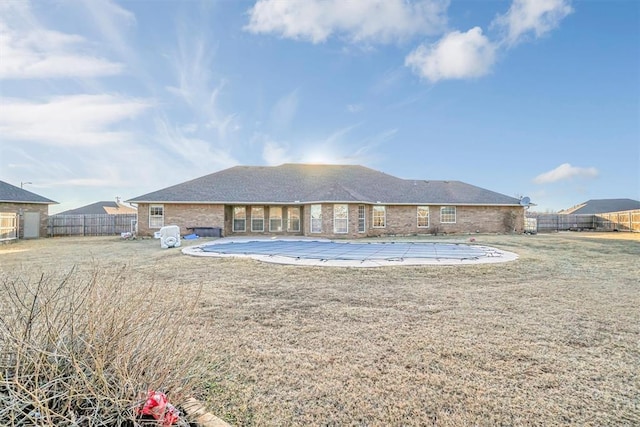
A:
1,233,639,426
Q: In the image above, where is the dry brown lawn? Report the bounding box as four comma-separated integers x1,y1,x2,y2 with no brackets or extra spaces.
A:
1,232,639,426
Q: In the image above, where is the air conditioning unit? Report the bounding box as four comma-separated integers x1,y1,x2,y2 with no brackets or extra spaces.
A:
160,225,181,248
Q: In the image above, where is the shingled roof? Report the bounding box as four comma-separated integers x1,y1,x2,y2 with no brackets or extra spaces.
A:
57,201,137,215
559,199,640,214
127,164,521,206
0,180,58,204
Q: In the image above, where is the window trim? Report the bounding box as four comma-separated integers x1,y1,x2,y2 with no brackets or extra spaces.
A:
233,206,246,232
440,206,457,224
417,206,430,228
333,204,348,234
149,204,164,229
251,206,264,232
372,205,386,228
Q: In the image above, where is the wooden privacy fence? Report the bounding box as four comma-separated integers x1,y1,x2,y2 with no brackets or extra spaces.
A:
48,214,138,237
526,209,640,233
0,212,18,242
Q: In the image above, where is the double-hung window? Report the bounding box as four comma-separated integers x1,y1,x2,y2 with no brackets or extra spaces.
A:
149,205,164,228
372,205,386,228
310,204,322,233
233,206,246,232
358,205,366,233
440,206,456,223
251,207,264,232
417,206,430,228
270,207,283,231
334,204,348,234
288,207,300,232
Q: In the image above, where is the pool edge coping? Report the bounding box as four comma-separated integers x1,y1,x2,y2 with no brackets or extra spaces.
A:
181,237,519,267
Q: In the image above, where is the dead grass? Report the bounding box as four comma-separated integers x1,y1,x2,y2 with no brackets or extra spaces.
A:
1,233,639,426
0,252,203,425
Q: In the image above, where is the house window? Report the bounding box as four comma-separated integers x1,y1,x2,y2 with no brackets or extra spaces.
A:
417,206,430,228
358,205,366,233
334,204,348,234
233,206,246,232
372,205,386,228
310,204,322,233
440,206,456,223
288,207,300,232
149,205,164,228
270,206,283,231
251,206,264,232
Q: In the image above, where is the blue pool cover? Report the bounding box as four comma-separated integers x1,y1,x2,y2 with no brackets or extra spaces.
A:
200,240,490,261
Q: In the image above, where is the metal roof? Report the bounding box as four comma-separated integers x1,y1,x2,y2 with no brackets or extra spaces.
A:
0,180,58,204
126,164,522,206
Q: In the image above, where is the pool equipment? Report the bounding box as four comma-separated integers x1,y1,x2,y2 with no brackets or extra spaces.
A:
160,225,181,248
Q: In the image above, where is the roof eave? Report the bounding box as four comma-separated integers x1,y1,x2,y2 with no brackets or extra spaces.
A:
126,200,522,206
0,200,58,204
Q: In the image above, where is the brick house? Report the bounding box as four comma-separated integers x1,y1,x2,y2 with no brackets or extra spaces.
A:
0,180,58,239
127,164,525,238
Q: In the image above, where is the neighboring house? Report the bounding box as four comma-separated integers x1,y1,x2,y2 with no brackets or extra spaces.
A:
0,180,58,238
127,164,526,238
49,200,138,237
559,199,640,215
57,201,137,215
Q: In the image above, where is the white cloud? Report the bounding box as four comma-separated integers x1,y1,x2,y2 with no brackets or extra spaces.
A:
245,0,448,44
155,118,238,173
492,0,573,46
0,2,123,79
346,104,363,113
256,123,394,166
405,27,496,82
533,163,599,184
270,89,299,131
263,140,293,166
77,0,137,58
165,21,239,142
0,94,151,146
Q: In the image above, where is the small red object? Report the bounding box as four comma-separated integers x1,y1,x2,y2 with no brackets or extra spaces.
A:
138,390,180,426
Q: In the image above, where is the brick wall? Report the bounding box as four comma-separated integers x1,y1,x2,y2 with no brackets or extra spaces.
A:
302,203,524,237
0,202,50,238
136,203,225,237
136,202,524,238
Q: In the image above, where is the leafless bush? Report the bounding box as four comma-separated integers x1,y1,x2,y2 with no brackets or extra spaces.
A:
0,265,202,426
503,210,518,232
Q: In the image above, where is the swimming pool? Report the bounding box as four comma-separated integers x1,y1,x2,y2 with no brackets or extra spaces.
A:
182,238,518,267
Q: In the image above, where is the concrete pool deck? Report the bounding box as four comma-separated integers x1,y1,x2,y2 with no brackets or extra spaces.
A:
181,237,519,267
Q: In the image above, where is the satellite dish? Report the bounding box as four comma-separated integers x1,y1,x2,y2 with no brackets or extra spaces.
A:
520,196,531,206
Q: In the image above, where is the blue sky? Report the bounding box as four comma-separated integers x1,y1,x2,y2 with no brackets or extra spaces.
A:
1,0,638,214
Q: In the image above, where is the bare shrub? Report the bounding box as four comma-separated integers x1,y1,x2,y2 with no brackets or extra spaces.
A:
0,265,202,426
503,210,518,233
